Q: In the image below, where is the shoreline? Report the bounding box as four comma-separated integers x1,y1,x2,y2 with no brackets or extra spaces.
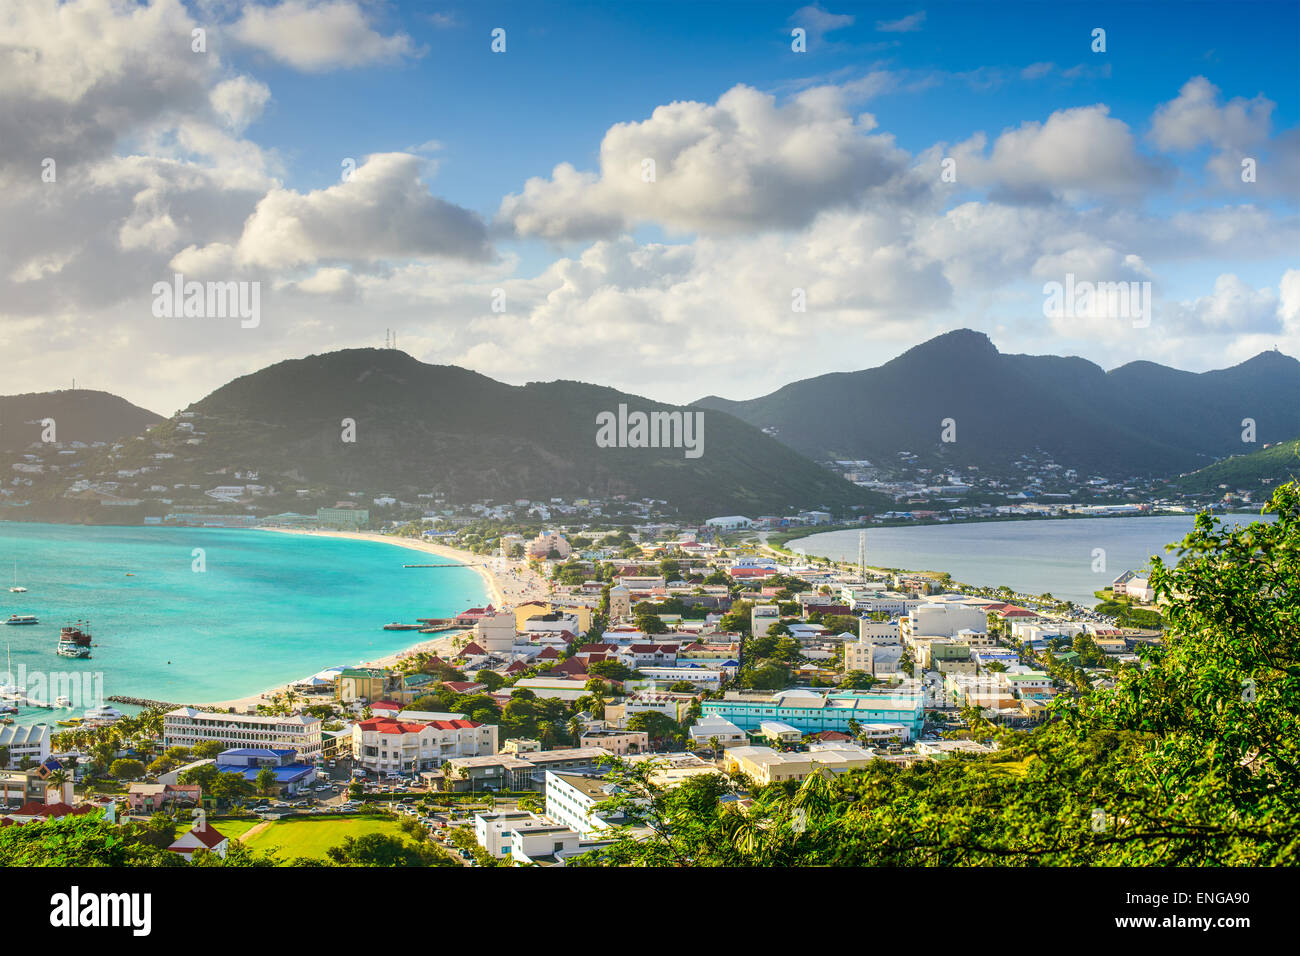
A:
189,528,550,712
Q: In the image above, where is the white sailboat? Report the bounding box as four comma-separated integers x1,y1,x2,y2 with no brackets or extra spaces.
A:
9,560,26,593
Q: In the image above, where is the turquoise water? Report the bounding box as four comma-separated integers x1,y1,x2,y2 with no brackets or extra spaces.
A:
791,513,1277,607
0,524,486,725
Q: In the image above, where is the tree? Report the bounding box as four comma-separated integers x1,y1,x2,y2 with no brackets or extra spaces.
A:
109,759,146,781
325,833,454,867
839,671,875,690
255,766,278,797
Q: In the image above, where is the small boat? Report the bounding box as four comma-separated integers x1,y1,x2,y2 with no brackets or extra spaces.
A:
4,614,37,625
55,696,72,707
383,622,422,631
9,560,25,593
56,717,82,727
84,704,123,723
56,623,93,659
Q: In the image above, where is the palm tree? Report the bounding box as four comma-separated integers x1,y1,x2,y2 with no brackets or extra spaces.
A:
721,803,770,861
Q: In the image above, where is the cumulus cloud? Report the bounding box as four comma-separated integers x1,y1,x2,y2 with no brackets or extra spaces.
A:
947,105,1171,201
498,84,913,239
210,76,272,132
186,153,491,271
231,0,422,71
1167,273,1281,333
1150,76,1273,152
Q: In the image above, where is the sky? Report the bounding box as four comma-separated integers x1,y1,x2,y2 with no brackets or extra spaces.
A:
1,0,1298,414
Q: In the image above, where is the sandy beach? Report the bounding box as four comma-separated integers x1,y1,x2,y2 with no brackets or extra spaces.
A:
192,528,551,712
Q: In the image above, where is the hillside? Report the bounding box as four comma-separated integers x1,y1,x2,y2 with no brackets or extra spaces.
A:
695,330,1300,477
1176,438,1300,493
0,390,163,453
76,349,885,519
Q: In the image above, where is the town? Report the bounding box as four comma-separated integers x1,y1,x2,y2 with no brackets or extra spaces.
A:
1,523,1165,866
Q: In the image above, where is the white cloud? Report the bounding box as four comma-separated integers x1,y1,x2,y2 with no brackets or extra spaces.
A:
948,104,1171,201
208,152,491,270
1150,76,1273,152
232,0,422,72
789,5,855,43
210,76,272,132
498,83,913,239
876,11,926,33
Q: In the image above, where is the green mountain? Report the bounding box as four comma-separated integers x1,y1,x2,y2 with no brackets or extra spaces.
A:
1176,438,1300,493
695,330,1300,477
0,390,163,453
89,349,884,518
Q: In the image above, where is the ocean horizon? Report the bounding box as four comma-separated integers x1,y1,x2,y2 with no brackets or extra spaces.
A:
0,522,487,726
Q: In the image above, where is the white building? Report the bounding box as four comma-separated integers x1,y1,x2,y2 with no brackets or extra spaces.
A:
163,708,323,760
0,725,50,767
705,516,753,530
351,717,498,774
544,771,625,839
688,714,749,750
903,603,990,641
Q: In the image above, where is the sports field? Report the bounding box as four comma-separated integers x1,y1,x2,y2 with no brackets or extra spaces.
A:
232,814,413,862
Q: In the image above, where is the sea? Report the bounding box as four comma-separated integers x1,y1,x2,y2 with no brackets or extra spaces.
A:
0,523,487,727
789,513,1278,607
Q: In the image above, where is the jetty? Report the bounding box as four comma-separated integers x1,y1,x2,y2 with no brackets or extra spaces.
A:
106,695,181,710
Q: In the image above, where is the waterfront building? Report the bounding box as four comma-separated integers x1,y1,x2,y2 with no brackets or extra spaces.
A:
0,725,50,766
163,707,323,760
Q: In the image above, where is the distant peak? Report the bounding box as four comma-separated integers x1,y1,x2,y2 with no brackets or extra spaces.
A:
896,329,999,363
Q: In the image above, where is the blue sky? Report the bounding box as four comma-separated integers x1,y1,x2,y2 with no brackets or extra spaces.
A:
2,0,1298,411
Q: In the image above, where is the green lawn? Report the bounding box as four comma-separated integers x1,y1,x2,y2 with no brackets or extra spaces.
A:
238,814,413,862
211,818,261,842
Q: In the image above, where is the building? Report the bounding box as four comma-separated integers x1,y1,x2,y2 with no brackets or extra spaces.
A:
577,729,649,755
758,721,803,744
751,604,781,637
127,783,201,815
704,516,753,530
544,770,626,839
724,744,877,785
702,689,924,741
163,708,323,760
474,611,518,653
688,714,749,750
528,531,571,560
352,717,498,774
0,725,50,767
316,507,369,530
167,816,229,861
213,748,318,795
902,603,990,641
441,747,612,792
335,667,388,703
